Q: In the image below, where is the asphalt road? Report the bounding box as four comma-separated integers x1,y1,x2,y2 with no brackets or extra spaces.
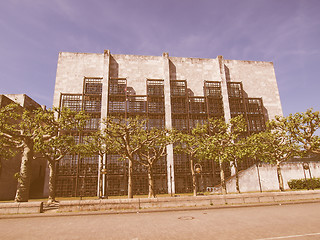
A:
1,202,320,240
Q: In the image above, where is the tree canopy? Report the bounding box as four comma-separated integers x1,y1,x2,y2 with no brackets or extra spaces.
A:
0,104,88,202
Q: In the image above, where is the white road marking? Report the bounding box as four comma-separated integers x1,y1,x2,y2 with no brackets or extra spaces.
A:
257,232,320,239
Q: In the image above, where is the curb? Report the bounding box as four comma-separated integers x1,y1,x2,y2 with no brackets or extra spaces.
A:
0,202,43,215
1,196,320,219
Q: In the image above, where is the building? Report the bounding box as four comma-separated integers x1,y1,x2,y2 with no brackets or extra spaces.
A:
53,50,283,197
0,94,47,200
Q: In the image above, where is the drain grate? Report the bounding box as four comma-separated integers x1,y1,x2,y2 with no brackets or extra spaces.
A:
178,216,195,220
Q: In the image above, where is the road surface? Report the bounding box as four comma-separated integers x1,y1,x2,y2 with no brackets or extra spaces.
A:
1,202,320,240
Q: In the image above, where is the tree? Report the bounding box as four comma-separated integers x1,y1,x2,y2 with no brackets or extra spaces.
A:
202,115,247,194
273,109,320,156
0,133,16,174
102,117,145,198
247,127,299,191
226,137,249,193
0,103,43,202
174,125,207,196
246,131,273,192
34,107,88,204
80,130,116,198
135,128,176,198
0,103,88,202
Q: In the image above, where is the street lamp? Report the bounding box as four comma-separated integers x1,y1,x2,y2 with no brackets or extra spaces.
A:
100,168,108,199
303,162,313,190
194,163,204,193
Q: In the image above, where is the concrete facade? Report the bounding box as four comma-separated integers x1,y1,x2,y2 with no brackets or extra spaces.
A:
53,50,283,197
53,52,282,118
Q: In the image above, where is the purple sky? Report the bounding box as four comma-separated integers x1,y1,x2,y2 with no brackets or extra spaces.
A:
1,0,319,116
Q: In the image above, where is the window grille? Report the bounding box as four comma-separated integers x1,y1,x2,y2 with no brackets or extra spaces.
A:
128,96,147,113
174,175,193,193
204,81,222,97
154,175,168,194
171,80,187,96
173,152,192,193
109,79,127,95
78,177,98,197
61,94,82,112
107,176,127,196
227,82,243,98
84,78,102,94
108,96,126,113
247,115,266,132
189,97,206,114
73,135,81,144
173,153,190,173
189,115,208,129
84,115,100,130
57,154,79,176
56,177,76,197
172,115,188,131
207,98,224,116
107,155,126,175
153,156,167,174
133,175,148,195
229,98,246,116
246,98,263,114
147,97,164,113
171,97,188,114
147,79,164,96
83,95,102,113
79,155,99,176
148,115,165,129
134,162,147,174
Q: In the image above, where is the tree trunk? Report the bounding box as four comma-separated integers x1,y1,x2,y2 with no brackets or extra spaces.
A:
128,159,133,198
234,160,240,193
276,162,284,191
190,157,197,196
47,160,57,204
15,142,33,202
219,157,227,195
147,165,156,198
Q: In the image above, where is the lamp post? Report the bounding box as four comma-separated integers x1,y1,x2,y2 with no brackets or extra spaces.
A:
100,167,108,198
194,163,204,193
303,162,313,190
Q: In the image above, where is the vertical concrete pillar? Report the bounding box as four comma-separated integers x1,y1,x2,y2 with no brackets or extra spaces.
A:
98,50,111,197
218,55,231,122
218,56,235,175
162,52,175,194
101,50,111,118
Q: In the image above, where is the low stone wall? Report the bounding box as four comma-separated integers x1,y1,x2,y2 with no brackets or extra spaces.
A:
58,190,320,213
0,202,43,214
225,162,320,193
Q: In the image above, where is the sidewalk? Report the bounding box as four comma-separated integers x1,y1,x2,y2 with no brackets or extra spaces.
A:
1,190,320,218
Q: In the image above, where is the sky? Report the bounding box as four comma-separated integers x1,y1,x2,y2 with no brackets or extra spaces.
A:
0,0,319,116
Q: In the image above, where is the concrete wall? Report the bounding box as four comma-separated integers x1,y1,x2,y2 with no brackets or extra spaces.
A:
225,162,320,193
111,54,164,95
224,60,283,119
53,51,283,119
0,154,21,200
169,57,220,96
5,94,41,110
53,52,104,108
